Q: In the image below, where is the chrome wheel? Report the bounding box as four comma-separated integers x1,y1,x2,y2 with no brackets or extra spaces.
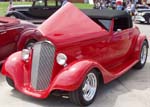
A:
134,41,148,69
82,72,97,101
70,70,100,106
141,45,147,64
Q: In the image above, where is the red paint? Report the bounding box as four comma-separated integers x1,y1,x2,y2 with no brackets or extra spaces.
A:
0,17,36,62
1,3,148,99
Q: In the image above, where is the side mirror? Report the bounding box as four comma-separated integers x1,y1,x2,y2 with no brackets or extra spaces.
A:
116,29,122,32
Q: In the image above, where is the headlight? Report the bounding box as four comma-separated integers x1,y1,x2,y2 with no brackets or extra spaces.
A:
138,12,145,16
56,53,67,66
21,49,30,61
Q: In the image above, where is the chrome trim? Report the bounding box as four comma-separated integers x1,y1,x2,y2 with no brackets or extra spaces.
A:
31,41,55,90
141,45,147,64
6,26,24,31
82,72,97,101
0,30,6,33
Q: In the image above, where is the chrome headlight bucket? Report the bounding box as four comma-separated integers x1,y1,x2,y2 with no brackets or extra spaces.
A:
21,49,30,62
56,53,67,66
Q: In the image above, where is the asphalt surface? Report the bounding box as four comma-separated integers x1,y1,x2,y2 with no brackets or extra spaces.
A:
0,23,150,107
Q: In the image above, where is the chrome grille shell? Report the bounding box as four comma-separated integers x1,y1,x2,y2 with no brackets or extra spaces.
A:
31,41,55,90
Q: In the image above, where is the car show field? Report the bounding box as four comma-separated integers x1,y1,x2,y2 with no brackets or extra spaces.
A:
0,1,150,107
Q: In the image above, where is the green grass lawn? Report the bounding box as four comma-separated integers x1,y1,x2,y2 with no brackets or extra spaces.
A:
0,2,93,16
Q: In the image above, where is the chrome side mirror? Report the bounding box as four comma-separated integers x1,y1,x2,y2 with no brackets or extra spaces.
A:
117,29,122,32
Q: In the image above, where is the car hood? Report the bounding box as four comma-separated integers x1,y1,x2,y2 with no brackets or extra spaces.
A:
38,2,107,46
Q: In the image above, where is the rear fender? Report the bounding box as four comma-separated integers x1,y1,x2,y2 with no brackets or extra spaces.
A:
134,34,149,59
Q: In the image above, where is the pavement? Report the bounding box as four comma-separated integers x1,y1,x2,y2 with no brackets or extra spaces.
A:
0,23,150,107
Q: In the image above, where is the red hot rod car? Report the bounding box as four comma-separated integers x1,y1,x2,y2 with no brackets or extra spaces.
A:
0,17,36,64
2,2,149,106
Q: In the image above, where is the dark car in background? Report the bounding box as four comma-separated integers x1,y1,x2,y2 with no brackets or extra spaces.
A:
6,0,62,23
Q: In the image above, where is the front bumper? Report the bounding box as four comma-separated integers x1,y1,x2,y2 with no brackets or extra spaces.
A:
135,15,146,22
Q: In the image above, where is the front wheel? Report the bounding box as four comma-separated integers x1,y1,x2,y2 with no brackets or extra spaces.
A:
69,70,99,106
134,41,148,69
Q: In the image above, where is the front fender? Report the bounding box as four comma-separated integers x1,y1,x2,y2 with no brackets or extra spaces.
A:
50,59,113,92
50,60,94,91
1,51,27,88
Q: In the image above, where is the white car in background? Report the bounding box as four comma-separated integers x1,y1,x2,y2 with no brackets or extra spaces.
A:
135,5,150,24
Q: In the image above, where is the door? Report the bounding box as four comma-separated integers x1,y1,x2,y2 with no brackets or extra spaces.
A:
108,29,132,67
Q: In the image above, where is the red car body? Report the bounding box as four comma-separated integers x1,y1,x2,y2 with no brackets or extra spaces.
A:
0,17,36,63
1,2,148,105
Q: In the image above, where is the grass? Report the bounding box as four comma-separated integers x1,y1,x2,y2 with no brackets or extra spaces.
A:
0,2,93,16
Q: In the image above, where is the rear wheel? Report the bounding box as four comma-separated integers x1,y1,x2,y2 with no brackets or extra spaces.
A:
69,70,100,106
148,17,150,24
6,77,14,88
134,41,148,69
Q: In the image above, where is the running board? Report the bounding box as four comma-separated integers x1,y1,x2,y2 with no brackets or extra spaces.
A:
106,58,139,77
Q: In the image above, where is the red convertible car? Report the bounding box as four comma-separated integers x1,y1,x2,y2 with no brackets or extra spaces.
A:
2,3,149,106
0,17,36,64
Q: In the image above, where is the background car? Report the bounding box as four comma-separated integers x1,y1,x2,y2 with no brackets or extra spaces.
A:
0,17,37,64
2,3,148,106
6,0,62,23
135,9,150,24
135,5,150,24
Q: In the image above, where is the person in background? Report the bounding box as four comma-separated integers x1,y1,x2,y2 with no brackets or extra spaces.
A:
116,0,123,10
94,0,107,10
130,1,135,15
7,0,13,13
130,1,136,21
125,1,131,13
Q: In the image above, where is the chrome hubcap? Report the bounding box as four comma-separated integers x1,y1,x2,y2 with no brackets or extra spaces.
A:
82,73,97,101
141,45,147,64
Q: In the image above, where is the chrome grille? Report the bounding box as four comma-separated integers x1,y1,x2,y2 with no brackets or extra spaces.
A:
31,41,55,90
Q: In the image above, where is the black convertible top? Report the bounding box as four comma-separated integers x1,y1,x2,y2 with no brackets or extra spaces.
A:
81,9,131,20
